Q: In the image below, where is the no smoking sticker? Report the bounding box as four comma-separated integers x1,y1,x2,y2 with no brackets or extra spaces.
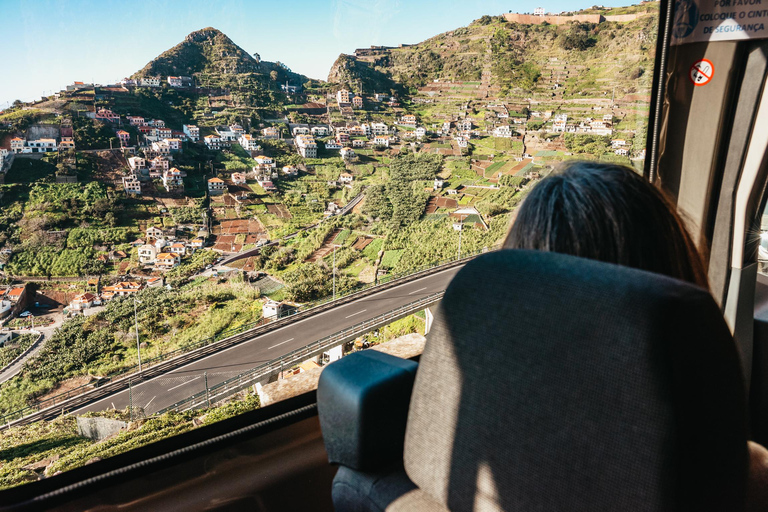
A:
690,59,714,86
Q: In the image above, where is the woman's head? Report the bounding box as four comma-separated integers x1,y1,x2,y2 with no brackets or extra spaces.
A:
504,161,708,287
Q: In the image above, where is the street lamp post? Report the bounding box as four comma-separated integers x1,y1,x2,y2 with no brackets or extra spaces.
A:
133,297,142,372
458,214,466,259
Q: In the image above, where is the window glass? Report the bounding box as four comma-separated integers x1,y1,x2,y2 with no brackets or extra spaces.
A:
0,2,659,488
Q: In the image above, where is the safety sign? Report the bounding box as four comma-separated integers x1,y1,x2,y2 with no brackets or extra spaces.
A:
689,59,714,85
672,0,768,45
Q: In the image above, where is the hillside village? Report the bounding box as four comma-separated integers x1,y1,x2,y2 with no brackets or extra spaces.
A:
0,2,663,488
0,3,657,461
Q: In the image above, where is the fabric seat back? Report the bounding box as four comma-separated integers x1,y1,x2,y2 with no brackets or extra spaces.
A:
403,250,748,511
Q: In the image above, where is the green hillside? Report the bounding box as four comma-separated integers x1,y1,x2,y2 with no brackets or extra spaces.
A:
326,6,658,99
132,27,308,91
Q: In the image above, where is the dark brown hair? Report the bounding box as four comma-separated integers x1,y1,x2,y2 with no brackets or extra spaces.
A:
504,161,708,288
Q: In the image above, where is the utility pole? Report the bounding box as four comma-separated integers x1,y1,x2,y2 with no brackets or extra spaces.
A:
458,214,465,259
134,297,142,372
129,379,133,421
333,246,337,301
205,372,210,408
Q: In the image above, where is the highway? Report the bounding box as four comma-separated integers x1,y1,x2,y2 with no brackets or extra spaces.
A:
74,264,462,416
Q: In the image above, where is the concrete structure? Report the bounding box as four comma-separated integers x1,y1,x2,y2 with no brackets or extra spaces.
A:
122,175,142,195
208,177,227,195
156,252,181,269
295,134,318,158
139,77,161,87
138,244,158,264
336,89,351,105
239,134,260,151
183,124,199,142
162,168,184,192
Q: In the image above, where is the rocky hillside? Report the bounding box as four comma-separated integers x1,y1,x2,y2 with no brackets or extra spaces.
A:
327,54,405,96
327,4,658,99
132,27,307,86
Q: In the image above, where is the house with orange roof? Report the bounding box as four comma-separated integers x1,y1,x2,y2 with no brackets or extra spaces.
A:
155,252,180,269
10,137,26,154
116,130,130,147
169,243,186,256
69,292,101,311
6,286,25,303
208,177,226,195
101,281,143,299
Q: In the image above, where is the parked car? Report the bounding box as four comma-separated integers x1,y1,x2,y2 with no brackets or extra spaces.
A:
19,311,31,317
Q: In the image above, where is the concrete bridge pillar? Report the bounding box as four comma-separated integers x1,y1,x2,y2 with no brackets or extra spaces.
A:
424,307,435,335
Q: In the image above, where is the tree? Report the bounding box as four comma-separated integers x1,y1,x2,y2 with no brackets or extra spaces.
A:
270,70,279,81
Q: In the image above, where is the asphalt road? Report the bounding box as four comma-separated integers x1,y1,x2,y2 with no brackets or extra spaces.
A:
74,265,462,416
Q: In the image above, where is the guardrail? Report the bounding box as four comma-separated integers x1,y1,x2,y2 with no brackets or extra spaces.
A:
0,245,495,428
155,291,444,415
0,330,43,382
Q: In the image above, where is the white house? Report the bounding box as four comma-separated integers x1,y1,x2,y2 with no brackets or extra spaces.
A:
325,141,342,150
552,114,568,133
239,134,261,151
232,172,247,185
155,252,180,269
146,226,163,239
169,243,187,256
493,125,513,138
372,135,391,147
415,127,427,139
400,114,417,127
370,122,389,135
208,177,227,195
162,168,184,191
339,173,354,185
139,77,160,87
295,134,317,158
292,126,310,136
311,126,330,136
336,89,351,105
340,147,356,160
254,155,276,169
261,127,279,138
128,156,146,171
204,135,222,150
138,244,158,264
282,165,299,178
183,124,199,142
122,175,142,195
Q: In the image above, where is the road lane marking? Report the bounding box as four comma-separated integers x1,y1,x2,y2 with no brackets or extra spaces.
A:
268,338,294,350
345,309,367,318
408,287,428,295
72,265,463,414
167,376,201,391
145,396,156,409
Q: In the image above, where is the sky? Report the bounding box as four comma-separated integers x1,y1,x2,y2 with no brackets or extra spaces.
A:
0,0,630,108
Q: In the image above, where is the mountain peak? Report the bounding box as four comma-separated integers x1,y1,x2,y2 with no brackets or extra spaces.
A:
184,27,227,43
133,28,260,78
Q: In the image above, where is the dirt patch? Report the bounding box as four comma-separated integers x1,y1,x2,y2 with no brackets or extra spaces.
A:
435,197,458,209
352,237,373,250
266,204,292,219
425,197,438,215
306,229,344,262
37,375,94,403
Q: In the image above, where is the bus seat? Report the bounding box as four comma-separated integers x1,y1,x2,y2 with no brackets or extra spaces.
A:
318,250,749,511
